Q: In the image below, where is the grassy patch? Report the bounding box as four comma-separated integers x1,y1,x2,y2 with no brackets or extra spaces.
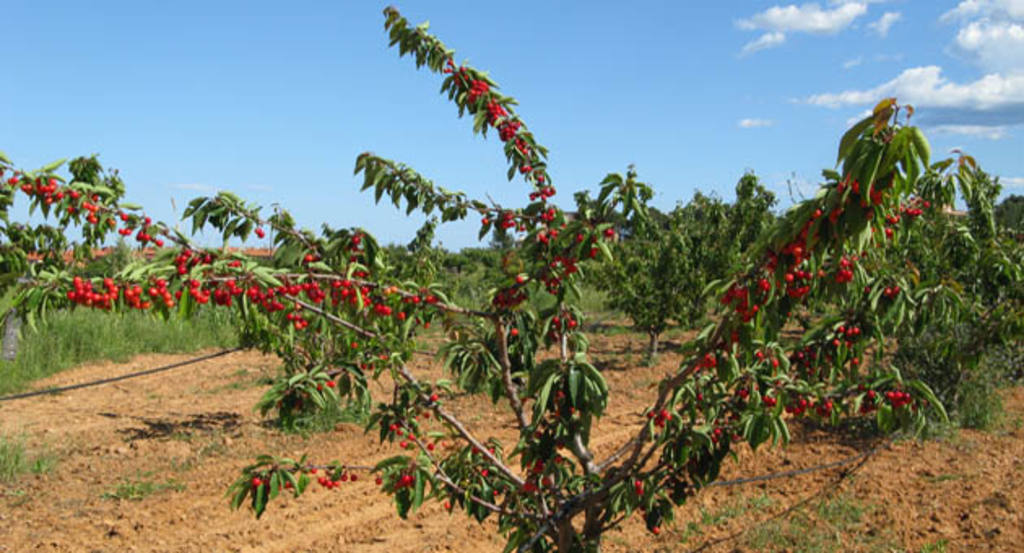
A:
102,473,186,501
920,472,964,484
742,493,894,553
203,370,273,395
0,434,27,482
679,493,776,542
918,539,949,553
0,307,238,396
0,433,57,482
281,397,372,435
590,324,635,336
957,376,1004,430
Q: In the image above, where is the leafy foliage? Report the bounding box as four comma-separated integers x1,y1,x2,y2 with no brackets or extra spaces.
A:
593,173,776,359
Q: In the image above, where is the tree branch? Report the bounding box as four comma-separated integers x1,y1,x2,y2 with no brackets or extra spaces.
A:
494,319,529,431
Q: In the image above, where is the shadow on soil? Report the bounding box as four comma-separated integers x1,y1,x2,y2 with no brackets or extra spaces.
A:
104,411,243,440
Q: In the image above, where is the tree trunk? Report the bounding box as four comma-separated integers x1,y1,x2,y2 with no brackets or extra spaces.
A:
557,519,575,553
647,330,659,360
2,308,20,361
582,503,603,553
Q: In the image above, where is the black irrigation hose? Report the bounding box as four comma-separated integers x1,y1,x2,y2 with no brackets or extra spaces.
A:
0,347,243,403
686,438,890,553
0,345,439,404
705,437,892,488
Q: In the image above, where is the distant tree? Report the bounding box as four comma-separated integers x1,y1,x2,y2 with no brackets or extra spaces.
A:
595,172,776,360
728,172,778,253
995,194,1024,235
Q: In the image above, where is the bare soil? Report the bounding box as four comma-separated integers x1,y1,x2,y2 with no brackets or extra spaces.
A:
1,333,1021,553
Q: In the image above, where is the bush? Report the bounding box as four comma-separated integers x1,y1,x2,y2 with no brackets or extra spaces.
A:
983,341,1024,384
895,321,1018,430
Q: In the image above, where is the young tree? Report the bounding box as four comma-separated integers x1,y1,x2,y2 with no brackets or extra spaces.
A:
1,10,970,553
593,173,776,360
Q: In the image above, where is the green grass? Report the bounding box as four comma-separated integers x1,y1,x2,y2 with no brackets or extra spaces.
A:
0,434,27,482
102,472,186,501
920,472,964,484
679,493,776,542
0,433,57,482
957,376,1005,430
0,307,238,396
201,369,273,395
282,396,373,435
918,540,949,553
742,493,897,553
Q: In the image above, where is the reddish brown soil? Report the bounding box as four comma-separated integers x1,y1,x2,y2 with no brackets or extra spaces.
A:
1,334,1021,553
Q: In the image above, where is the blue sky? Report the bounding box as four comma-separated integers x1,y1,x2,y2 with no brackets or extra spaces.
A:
2,1,1022,250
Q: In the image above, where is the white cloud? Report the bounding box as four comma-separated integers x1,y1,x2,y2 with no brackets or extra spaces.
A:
930,124,1010,139
953,20,1024,72
740,31,787,55
1001,176,1024,187
738,2,868,34
941,0,985,21
811,1,1024,139
736,3,870,55
807,66,1024,110
941,0,1024,22
843,56,864,69
738,118,775,128
807,66,1024,137
868,11,902,37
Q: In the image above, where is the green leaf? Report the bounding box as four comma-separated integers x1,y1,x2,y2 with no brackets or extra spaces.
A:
396,488,412,519
908,379,948,423
909,127,930,168
40,158,67,173
253,480,267,518
837,115,872,165
568,367,581,407
412,470,426,510
230,483,249,510
269,471,281,500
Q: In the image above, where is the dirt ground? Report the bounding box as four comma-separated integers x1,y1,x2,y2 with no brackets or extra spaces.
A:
1,333,1021,553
